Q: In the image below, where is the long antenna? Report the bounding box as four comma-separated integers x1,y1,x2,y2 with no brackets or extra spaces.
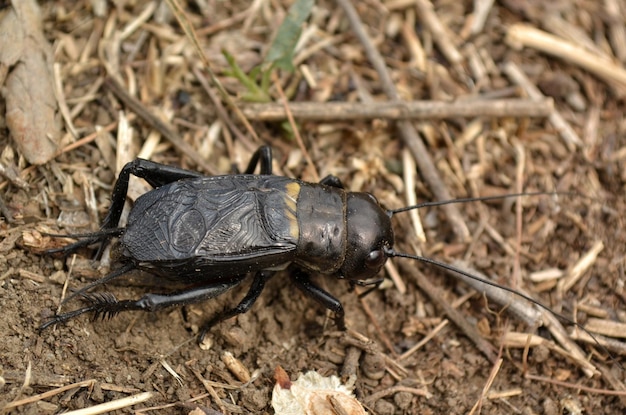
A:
387,191,574,215
384,190,620,368
384,249,619,368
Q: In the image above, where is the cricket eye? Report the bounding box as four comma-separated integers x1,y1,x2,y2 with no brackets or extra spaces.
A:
365,249,386,270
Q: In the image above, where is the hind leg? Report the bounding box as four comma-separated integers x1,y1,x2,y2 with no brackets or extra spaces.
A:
101,159,205,231
197,270,274,342
48,148,275,258
47,160,205,256
291,269,345,330
41,276,246,333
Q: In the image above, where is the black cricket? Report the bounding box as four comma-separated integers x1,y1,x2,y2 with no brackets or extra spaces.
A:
39,146,571,342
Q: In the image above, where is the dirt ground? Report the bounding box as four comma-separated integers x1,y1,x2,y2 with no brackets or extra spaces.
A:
1,0,626,414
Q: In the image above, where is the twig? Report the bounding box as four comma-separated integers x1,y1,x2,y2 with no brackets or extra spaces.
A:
414,0,463,68
384,258,407,294
272,72,319,182
340,346,362,379
398,262,498,363
364,385,432,405
0,193,13,223
570,327,626,354
0,160,29,189
503,331,593,375
398,319,449,361
55,115,135,157
343,330,409,378
540,13,605,57
596,363,626,407
165,0,261,144
103,76,218,175
502,62,583,150
505,24,626,94
53,62,78,139
336,0,470,241
59,392,154,415
469,0,495,36
541,310,598,377
583,318,626,339
195,9,250,36
606,0,626,62
448,260,598,377
401,8,426,72
191,66,257,154
2,379,96,410
524,373,626,396
359,293,399,358
468,357,503,415
187,365,228,414
557,240,604,293
513,142,525,290
449,261,542,327
240,99,552,121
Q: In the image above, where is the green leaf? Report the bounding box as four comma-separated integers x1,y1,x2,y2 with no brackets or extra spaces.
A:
265,0,314,72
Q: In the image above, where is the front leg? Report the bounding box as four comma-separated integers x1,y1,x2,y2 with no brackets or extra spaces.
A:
198,270,275,342
242,146,273,175
320,175,344,189
291,269,345,329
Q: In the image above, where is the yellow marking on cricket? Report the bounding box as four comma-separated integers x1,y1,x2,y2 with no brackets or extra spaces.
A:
284,182,301,240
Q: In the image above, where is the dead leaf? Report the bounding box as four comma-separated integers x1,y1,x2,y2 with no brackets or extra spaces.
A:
272,366,367,415
0,0,60,165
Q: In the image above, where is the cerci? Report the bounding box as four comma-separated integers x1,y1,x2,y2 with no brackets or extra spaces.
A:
42,146,398,341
